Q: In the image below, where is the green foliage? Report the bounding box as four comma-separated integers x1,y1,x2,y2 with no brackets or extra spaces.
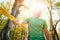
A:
55,2,60,7
0,14,7,32
9,26,27,40
54,2,60,17
0,2,8,32
58,32,60,40
58,12,60,17
10,27,21,40
0,2,11,11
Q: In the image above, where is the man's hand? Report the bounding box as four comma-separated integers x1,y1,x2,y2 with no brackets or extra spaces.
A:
12,19,19,25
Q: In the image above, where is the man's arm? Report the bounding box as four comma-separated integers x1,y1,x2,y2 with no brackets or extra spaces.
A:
12,19,28,25
12,19,28,32
43,27,52,40
22,21,28,25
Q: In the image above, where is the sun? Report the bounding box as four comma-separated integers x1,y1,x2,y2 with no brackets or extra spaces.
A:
18,0,48,19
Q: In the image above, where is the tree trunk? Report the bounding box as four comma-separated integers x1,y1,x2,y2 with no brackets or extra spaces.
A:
0,0,22,40
49,0,59,40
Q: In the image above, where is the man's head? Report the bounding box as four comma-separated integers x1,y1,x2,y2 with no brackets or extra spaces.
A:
29,3,42,18
33,8,42,18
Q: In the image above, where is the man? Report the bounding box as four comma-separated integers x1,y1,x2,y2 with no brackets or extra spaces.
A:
13,6,52,40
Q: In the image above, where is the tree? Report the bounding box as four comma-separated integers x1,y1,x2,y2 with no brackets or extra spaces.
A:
0,2,10,40
0,0,24,40
54,2,60,30
42,0,59,40
54,2,60,40
47,0,59,40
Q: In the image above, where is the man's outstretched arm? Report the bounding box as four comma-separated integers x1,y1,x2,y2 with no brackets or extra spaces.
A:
12,19,28,32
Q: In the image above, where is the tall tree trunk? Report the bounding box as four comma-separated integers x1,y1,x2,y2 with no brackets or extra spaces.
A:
0,0,23,40
49,0,59,40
